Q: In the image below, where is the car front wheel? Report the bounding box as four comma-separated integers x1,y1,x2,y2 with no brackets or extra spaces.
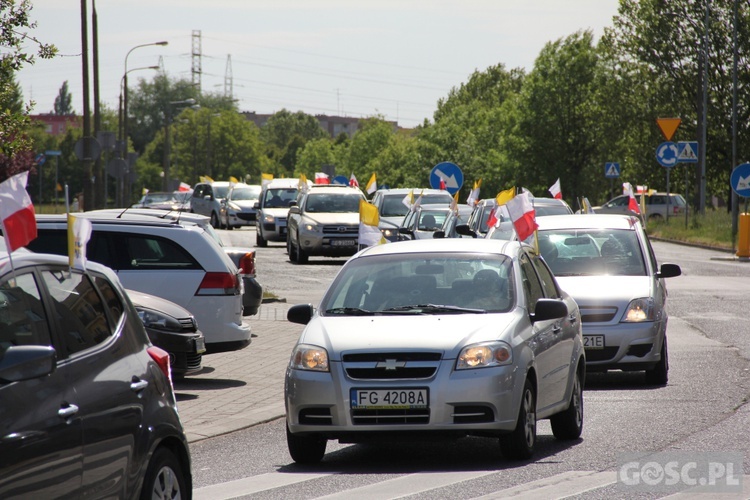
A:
287,424,326,464
257,228,267,247
210,212,221,228
295,234,309,264
139,447,188,500
550,368,583,440
645,336,668,386
287,234,297,261
500,378,536,460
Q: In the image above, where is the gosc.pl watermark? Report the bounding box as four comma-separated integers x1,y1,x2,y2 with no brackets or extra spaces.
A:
618,452,743,494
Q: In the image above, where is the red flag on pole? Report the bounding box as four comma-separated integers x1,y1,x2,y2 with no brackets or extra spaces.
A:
0,171,37,252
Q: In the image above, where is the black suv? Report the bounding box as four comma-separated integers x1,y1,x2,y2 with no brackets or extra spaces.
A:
0,246,191,498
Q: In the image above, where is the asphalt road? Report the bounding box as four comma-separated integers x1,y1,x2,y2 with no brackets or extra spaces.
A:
183,228,750,499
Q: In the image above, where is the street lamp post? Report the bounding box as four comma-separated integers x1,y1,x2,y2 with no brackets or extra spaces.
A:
121,41,167,204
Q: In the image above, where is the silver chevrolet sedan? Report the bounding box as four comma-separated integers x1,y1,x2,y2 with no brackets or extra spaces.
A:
527,214,681,385
284,238,585,463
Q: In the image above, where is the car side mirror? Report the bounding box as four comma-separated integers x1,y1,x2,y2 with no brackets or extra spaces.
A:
204,194,212,201
455,224,477,238
399,227,413,235
530,299,568,323
253,201,260,209
0,345,56,383
657,263,681,279
289,206,300,215
433,230,445,239
287,303,314,325
289,200,297,207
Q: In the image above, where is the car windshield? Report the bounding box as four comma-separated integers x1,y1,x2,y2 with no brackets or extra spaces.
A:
265,188,298,208
321,252,515,315
230,187,261,201
213,185,230,199
174,192,191,203
304,193,362,213
536,229,646,277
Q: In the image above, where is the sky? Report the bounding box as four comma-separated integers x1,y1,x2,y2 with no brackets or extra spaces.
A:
16,0,621,129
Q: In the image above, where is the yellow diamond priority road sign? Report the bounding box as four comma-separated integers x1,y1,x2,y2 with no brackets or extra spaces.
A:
656,118,681,141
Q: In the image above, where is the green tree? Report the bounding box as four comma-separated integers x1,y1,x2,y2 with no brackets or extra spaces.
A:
295,137,337,176
0,0,56,183
53,80,74,115
0,68,24,114
259,109,329,175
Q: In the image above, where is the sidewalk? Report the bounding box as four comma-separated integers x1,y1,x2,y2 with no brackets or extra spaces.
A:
174,301,304,443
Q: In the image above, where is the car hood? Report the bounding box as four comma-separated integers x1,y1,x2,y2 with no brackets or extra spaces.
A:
555,276,655,306
262,207,291,217
126,288,192,319
299,313,518,360
230,200,258,209
378,216,404,228
303,213,360,225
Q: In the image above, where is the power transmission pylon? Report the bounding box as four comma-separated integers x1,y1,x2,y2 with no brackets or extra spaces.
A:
224,54,233,100
191,30,202,93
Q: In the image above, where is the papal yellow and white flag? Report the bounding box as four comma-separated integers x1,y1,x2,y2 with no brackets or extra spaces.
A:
68,213,92,270
365,173,377,195
359,199,385,247
229,176,240,184
496,187,516,207
261,173,274,187
401,189,415,209
298,173,310,193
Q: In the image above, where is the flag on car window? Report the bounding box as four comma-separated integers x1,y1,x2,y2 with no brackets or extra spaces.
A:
359,199,385,247
467,179,481,206
366,173,377,195
623,182,641,214
314,172,330,185
451,192,459,213
401,189,415,209
548,178,562,199
142,187,149,196
506,191,538,241
0,171,37,252
349,173,359,187
200,175,214,183
496,187,515,207
229,176,240,184
262,173,273,187
68,213,92,270
439,177,447,190
178,182,191,192
299,174,309,193
486,207,498,229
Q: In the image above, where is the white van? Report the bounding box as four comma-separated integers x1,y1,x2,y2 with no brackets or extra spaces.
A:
254,178,311,247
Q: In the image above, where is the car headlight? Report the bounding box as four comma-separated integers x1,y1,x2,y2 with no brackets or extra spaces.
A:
263,214,275,224
290,344,329,372
137,307,185,332
381,228,396,238
621,298,656,322
303,222,319,232
456,341,512,370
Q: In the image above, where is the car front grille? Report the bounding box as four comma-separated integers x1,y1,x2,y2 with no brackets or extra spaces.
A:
342,352,442,380
185,352,202,371
627,344,654,357
584,346,619,362
178,317,196,330
579,306,619,323
352,408,430,425
322,224,358,235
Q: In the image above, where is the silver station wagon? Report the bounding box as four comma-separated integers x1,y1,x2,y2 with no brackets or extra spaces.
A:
284,238,585,463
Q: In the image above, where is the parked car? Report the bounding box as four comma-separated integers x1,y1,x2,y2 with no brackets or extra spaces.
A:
286,184,366,263
191,180,233,227
370,188,454,241
127,288,205,379
397,203,454,240
433,204,474,239
254,178,311,247
0,243,191,498
531,197,575,216
84,208,263,316
591,192,688,221
284,238,584,463
220,183,262,230
26,213,252,353
530,214,681,385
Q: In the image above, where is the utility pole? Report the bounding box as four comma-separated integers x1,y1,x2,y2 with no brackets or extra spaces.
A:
80,0,92,211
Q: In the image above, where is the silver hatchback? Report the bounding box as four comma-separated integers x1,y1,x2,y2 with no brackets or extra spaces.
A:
284,238,585,463
532,214,681,385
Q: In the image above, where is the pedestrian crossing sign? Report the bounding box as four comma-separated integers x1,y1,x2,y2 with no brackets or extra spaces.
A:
677,141,699,163
604,162,620,178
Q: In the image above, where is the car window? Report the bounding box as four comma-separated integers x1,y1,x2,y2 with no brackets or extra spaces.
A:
519,253,544,313
418,211,447,230
265,188,297,208
539,229,646,277
304,193,362,213
41,270,113,356
213,185,229,199
0,272,52,349
382,196,409,217
121,234,201,270
91,274,125,329
529,253,561,299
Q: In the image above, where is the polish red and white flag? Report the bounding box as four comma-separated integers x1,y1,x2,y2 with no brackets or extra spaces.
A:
506,191,538,241
548,178,562,200
314,172,330,185
178,182,191,192
349,173,359,187
623,182,641,214
0,171,37,252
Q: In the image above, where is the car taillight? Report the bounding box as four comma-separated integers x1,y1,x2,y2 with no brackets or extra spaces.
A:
147,345,172,383
238,252,256,275
196,272,239,295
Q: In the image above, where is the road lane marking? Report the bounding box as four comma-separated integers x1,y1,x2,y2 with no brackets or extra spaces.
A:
472,470,617,499
193,472,330,500
660,476,750,499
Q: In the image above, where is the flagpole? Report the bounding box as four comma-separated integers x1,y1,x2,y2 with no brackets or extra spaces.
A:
2,220,18,286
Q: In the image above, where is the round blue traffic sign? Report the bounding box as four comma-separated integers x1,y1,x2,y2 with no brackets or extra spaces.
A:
730,163,750,198
656,142,679,168
429,162,463,195
331,175,349,186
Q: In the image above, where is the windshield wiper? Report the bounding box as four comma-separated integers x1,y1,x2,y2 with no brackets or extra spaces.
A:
381,304,487,314
324,307,375,316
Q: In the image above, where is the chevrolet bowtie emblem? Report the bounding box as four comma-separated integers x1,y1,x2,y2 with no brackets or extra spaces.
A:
376,359,406,371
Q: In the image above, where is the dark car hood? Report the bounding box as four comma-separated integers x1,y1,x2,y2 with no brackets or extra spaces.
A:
126,289,192,319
